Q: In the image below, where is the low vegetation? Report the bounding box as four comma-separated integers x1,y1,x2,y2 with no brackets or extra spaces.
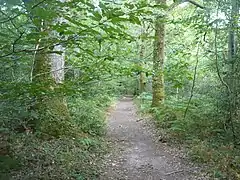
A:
136,93,240,179
0,82,120,179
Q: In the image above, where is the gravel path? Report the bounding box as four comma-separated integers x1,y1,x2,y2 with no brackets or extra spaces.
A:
100,97,209,180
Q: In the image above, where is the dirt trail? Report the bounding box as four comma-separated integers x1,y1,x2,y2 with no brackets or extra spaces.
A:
100,97,208,180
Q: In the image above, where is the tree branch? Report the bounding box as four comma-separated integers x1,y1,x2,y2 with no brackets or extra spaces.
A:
30,0,48,9
0,0,48,24
187,0,205,9
214,4,231,94
0,35,76,59
184,41,200,119
168,0,204,12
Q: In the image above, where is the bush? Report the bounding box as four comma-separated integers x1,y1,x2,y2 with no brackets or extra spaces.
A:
189,141,240,179
0,78,117,179
69,98,107,136
0,92,115,179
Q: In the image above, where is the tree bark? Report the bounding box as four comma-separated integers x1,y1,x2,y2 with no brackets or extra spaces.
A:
139,27,146,94
225,0,238,144
25,1,70,133
50,45,65,84
226,0,238,122
152,0,166,107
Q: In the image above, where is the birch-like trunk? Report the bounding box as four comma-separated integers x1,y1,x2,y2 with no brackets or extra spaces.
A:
50,45,65,84
139,26,146,94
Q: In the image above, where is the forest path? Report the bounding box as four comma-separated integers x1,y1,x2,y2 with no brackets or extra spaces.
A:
100,97,208,180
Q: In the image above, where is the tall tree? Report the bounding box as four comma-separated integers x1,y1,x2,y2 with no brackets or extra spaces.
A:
152,0,166,107
24,0,70,131
139,25,146,94
224,0,239,142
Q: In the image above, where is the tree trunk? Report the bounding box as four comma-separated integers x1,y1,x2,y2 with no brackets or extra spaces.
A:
26,1,70,134
31,38,70,133
50,45,65,84
152,0,166,107
224,0,238,144
226,0,238,121
139,27,146,94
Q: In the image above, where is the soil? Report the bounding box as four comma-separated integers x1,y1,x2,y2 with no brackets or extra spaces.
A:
100,97,209,180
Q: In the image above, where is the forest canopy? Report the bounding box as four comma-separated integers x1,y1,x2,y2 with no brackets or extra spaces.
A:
0,0,239,179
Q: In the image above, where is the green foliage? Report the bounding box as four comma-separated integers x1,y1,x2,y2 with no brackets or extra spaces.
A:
2,0,240,179
165,60,192,89
0,87,113,179
69,98,106,136
137,93,240,179
135,92,152,113
1,0,148,177
5,134,104,180
0,77,119,179
189,141,240,179
0,101,111,179
0,155,21,179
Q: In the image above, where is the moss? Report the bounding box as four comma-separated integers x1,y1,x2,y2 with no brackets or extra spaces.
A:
31,48,73,137
37,97,76,138
43,97,70,119
152,90,165,107
32,50,52,83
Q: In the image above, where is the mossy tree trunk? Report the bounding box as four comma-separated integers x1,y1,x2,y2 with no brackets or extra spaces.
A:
31,37,70,133
152,0,166,107
26,1,70,134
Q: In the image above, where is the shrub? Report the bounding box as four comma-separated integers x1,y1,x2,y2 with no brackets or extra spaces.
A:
5,134,103,180
136,93,240,179
69,98,107,136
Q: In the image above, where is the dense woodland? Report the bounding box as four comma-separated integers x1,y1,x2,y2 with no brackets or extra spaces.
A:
0,0,240,179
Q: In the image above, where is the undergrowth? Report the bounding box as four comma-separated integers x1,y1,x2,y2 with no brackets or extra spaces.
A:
136,92,240,180
0,91,115,180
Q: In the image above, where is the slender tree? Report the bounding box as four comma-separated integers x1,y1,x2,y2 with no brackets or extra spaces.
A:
225,0,238,143
139,25,146,94
152,0,166,107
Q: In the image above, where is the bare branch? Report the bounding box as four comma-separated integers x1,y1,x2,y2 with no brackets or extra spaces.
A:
184,41,200,119
168,0,204,12
31,0,48,9
214,4,231,94
12,32,25,52
188,0,205,9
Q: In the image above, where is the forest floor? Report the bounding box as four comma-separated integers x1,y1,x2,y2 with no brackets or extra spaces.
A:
100,97,210,180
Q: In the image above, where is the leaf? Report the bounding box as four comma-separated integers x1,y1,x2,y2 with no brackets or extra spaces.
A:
92,11,102,21
129,15,141,25
111,17,129,24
